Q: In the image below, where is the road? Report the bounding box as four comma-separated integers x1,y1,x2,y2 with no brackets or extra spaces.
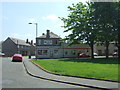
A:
2,57,87,88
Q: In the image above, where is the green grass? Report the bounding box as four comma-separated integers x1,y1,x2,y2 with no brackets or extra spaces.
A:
31,58,119,81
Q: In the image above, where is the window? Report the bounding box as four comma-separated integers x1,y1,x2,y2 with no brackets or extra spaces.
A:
55,40,58,45
19,45,22,48
38,40,41,45
38,50,42,55
72,50,76,55
54,50,58,55
38,50,48,55
17,45,20,48
44,40,52,45
43,50,48,55
65,51,68,55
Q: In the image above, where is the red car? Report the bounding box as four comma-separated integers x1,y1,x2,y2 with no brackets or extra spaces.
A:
12,54,23,62
79,53,91,57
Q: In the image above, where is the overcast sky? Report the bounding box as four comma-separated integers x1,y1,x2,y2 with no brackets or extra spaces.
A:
1,0,89,42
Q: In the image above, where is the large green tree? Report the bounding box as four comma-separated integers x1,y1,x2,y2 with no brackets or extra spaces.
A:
60,2,119,59
60,2,97,58
114,1,120,59
92,2,118,59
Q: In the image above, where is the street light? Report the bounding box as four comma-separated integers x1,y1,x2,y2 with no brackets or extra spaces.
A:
28,22,38,59
28,23,38,37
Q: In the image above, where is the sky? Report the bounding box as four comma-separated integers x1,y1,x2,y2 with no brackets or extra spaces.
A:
1,0,89,43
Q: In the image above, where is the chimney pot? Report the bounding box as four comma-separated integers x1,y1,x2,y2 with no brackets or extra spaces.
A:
26,39,29,43
46,30,50,38
31,40,33,45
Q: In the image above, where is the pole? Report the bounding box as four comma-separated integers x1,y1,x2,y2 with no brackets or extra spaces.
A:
35,23,38,60
35,23,38,37
28,22,38,60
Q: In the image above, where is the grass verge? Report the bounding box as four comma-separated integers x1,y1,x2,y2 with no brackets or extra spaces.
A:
31,58,119,81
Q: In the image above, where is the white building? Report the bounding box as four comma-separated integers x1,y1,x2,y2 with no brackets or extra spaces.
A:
36,30,91,58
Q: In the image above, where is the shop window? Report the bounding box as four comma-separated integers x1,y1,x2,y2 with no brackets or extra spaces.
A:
86,49,89,52
43,50,48,55
38,50,42,55
38,50,48,55
65,51,68,55
72,50,76,55
54,50,58,55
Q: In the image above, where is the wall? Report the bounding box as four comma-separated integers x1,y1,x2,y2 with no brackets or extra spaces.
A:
2,38,17,56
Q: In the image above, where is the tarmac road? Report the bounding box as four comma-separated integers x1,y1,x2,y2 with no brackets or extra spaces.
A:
2,57,87,88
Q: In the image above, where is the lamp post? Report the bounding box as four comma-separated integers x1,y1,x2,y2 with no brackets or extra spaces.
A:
28,22,38,59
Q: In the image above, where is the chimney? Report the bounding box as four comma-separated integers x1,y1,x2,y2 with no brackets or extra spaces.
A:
26,39,29,43
46,30,50,38
31,40,33,45
42,33,45,35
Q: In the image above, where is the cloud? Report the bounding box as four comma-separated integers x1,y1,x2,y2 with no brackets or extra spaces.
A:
42,14,58,21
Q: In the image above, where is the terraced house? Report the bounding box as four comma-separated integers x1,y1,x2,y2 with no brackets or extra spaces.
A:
2,37,35,56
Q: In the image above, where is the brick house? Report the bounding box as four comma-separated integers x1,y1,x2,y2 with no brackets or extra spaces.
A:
36,30,91,58
2,37,35,56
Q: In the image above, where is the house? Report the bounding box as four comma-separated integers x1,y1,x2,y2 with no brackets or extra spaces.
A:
2,37,35,56
36,30,91,58
94,42,118,56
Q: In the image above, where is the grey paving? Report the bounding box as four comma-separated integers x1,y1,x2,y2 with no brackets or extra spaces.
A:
23,59,119,89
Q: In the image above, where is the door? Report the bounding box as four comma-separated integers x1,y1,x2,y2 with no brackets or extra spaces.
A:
98,50,102,55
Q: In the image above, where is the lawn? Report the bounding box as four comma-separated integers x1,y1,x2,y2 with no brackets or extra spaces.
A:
31,58,119,81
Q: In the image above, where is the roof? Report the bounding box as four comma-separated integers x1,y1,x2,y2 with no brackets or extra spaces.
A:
37,32,61,39
8,37,31,46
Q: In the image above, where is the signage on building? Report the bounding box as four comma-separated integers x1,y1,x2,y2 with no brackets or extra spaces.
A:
36,46,61,49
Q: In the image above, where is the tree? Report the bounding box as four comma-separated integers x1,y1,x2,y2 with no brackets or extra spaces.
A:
92,2,118,59
60,2,97,58
114,1,120,59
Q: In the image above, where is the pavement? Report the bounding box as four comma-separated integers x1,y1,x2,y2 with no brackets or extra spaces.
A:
23,59,119,90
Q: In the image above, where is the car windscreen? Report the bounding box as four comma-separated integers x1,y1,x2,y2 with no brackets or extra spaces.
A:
14,54,22,57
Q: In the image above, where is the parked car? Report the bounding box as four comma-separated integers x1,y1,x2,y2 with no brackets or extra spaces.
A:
94,52,98,56
0,52,5,57
79,53,91,57
112,52,118,56
12,54,23,62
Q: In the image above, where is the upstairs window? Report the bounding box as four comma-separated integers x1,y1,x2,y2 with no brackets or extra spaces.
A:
44,40,52,45
55,40,58,44
38,40,41,45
